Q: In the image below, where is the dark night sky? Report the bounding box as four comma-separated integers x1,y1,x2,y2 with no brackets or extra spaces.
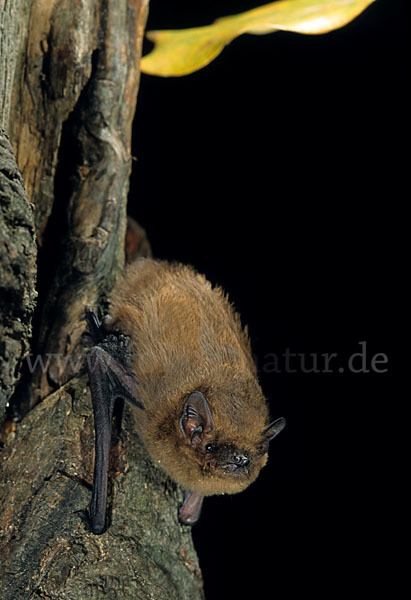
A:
128,1,408,598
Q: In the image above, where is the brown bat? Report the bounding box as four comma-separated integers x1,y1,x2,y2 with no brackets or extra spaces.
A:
86,258,285,534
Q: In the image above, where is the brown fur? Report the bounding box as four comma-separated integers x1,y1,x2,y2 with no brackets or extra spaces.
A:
108,258,273,496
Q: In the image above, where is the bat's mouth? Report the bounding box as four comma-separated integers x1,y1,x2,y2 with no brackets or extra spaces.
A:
205,453,250,474
223,455,250,471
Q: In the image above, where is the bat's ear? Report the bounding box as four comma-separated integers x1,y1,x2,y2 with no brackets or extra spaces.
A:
262,417,286,443
179,391,215,447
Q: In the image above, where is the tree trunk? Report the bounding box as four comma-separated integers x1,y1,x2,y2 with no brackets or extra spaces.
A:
0,1,204,597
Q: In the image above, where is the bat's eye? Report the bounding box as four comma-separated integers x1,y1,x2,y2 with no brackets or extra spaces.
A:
205,443,215,453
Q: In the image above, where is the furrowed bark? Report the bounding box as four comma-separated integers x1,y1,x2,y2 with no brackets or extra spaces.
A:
7,0,149,404
0,131,37,417
0,379,203,599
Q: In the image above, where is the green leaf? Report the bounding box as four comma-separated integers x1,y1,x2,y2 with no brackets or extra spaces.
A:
141,0,376,77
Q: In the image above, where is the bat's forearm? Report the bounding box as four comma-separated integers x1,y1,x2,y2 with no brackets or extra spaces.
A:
86,334,144,534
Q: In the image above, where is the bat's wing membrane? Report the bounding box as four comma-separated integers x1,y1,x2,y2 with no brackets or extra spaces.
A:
86,338,144,533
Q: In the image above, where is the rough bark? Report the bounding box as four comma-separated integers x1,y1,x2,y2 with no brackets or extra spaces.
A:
0,0,205,597
0,131,37,417
0,377,203,599
6,0,151,405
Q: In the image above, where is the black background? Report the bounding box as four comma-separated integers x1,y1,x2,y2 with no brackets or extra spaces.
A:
129,1,408,598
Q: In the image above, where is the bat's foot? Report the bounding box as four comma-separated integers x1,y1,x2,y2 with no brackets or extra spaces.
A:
85,307,106,343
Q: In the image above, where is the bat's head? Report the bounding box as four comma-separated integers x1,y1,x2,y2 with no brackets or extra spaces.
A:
168,390,286,496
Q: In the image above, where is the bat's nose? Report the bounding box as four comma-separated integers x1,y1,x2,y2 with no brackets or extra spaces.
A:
232,454,249,467
223,453,249,471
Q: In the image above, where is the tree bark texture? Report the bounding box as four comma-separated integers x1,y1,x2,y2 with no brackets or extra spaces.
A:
0,1,205,597
0,131,37,416
0,377,203,599
8,0,152,404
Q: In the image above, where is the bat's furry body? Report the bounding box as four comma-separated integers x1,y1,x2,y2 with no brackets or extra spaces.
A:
87,258,285,532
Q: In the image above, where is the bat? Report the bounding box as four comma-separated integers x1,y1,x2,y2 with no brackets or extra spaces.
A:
86,258,285,534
